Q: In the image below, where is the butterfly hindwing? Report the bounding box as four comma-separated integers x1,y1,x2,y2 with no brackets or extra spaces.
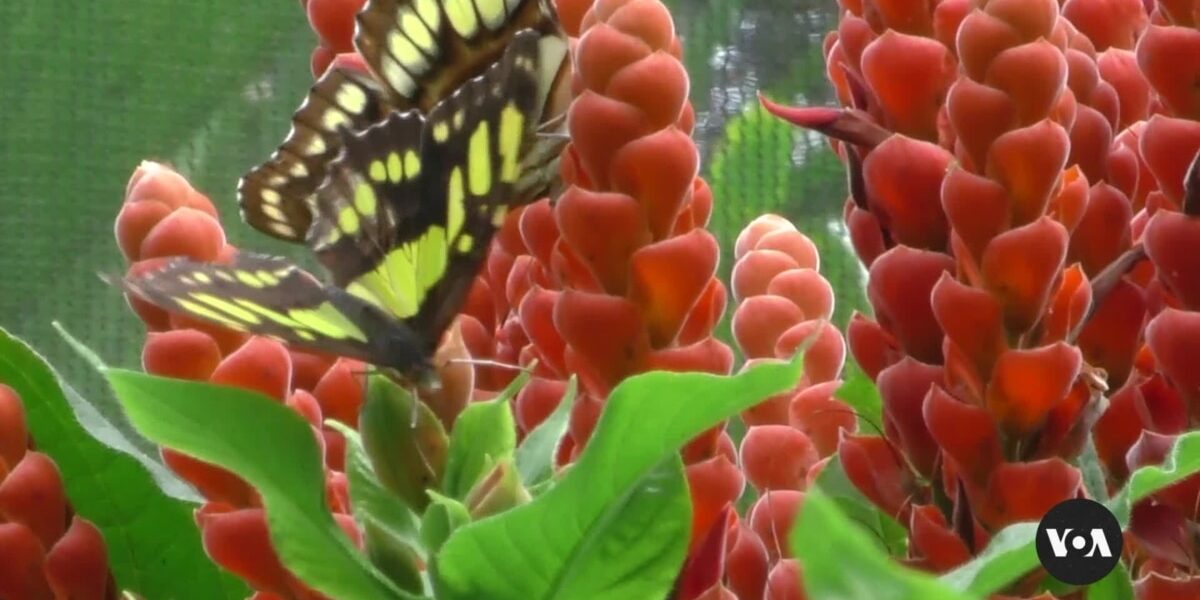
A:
120,253,427,371
238,69,394,242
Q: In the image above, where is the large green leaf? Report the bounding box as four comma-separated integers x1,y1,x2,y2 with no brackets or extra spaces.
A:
941,431,1200,596
105,368,416,600
435,355,805,599
793,489,973,600
442,390,520,499
813,456,907,557
0,327,246,598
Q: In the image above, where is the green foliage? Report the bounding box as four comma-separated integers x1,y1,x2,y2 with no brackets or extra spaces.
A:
0,327,247,598
515,377,576,489
834,369,883,434
813,457,908,557
793,489,972,600
105,369,412,600
434,355,805,599
441,373,526,499
940,432,1200,596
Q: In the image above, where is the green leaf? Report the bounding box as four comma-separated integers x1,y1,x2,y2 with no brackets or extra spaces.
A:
1080,435,1109,503
106,369,413,600
1108,431,1200,524
325,420,422,558
834,370,883,435
422,490,471,554
939,523,1039,596
942,431,1200,596
793,489,973,600
813,456,908,556
1086,562,1134,600
435,355,805,599
360,376,448,513
0,327,246,598
443,392,519,499
515,377,577,488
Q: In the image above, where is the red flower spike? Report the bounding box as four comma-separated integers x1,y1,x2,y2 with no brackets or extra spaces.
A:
518,287,567,375
628,230,719,347
1135,26,1200,119
161,450,255,506
877,359,943,477
732,296,806,359
767,269,834,322
305,0,366,52
866,246,953,364
609,128,699,241
986,121,1072,227
574,24,650,94
0,522,52,599
910,504,972,572
979,217,1070,335
988,41,1070,127
675,506,731,600
137,207,227,263
1130,502,1191,567
44,517,113,600
606,52,689,129
748,490,805,561
732,250,802,304
310,46,335,78
517,200,559,268
141,329,223,382
209,337,292,403
515,377,569,434
933,0,971,50
288,350,336,393
725,522,770,600
740,425,820,492
764,558,806,600
1071,183,1134,276
946,78,1019,173
286,390,324,430
755,230,820,272
860,32,956,140
924,385,1003,487
1136,374,1188,435
1135,572,1200,600
0,385,28,473
955,10,1026,84
863,135,953,250
554,187,650,293
327,51,369,76
1144,210,1200,310
845,203,889,266
199,507,295,597
567,91,653,188
1139,116,1200,203
0,452,67,549
685,455,745,553
115,200,174,262
846,312,902,380
838,433,913,519
642,337,734,376
789,381,857,457
1077,278,1146,388
931,273,1007,382
986,343,1082,435
979,459,1082,528
554,291,650,393
1145,309,1200,404
774,321,846,384
677,279,727,346
1093,380,1145,481
312,358,365,427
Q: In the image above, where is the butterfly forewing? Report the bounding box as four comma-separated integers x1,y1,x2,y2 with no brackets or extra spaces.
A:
354,0,562,113
238,69,394,242
120,254,424,370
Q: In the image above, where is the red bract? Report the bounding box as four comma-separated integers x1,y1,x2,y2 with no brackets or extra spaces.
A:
0,385,117,599
113,162,362,597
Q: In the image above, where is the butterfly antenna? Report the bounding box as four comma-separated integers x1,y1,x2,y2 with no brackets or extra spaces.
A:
446,358,532,374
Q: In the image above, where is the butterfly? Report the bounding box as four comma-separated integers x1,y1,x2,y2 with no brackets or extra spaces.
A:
119,31,550,388
236,0,571,243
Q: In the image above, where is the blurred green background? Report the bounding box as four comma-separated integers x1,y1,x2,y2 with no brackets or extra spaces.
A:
0,0,864,407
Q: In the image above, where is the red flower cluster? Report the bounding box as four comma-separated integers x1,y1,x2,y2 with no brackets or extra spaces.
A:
0,385,116,599
762,0,1200,595
115,162,364,599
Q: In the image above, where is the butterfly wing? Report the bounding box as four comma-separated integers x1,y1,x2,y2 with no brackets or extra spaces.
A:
238,69,394,242
119,253,424,371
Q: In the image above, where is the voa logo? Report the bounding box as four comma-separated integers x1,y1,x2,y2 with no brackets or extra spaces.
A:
1035,498,1122,585
1042,527,1114,558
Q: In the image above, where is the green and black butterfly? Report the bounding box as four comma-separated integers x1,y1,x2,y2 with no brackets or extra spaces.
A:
120,31,548,388
237,0,571,243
